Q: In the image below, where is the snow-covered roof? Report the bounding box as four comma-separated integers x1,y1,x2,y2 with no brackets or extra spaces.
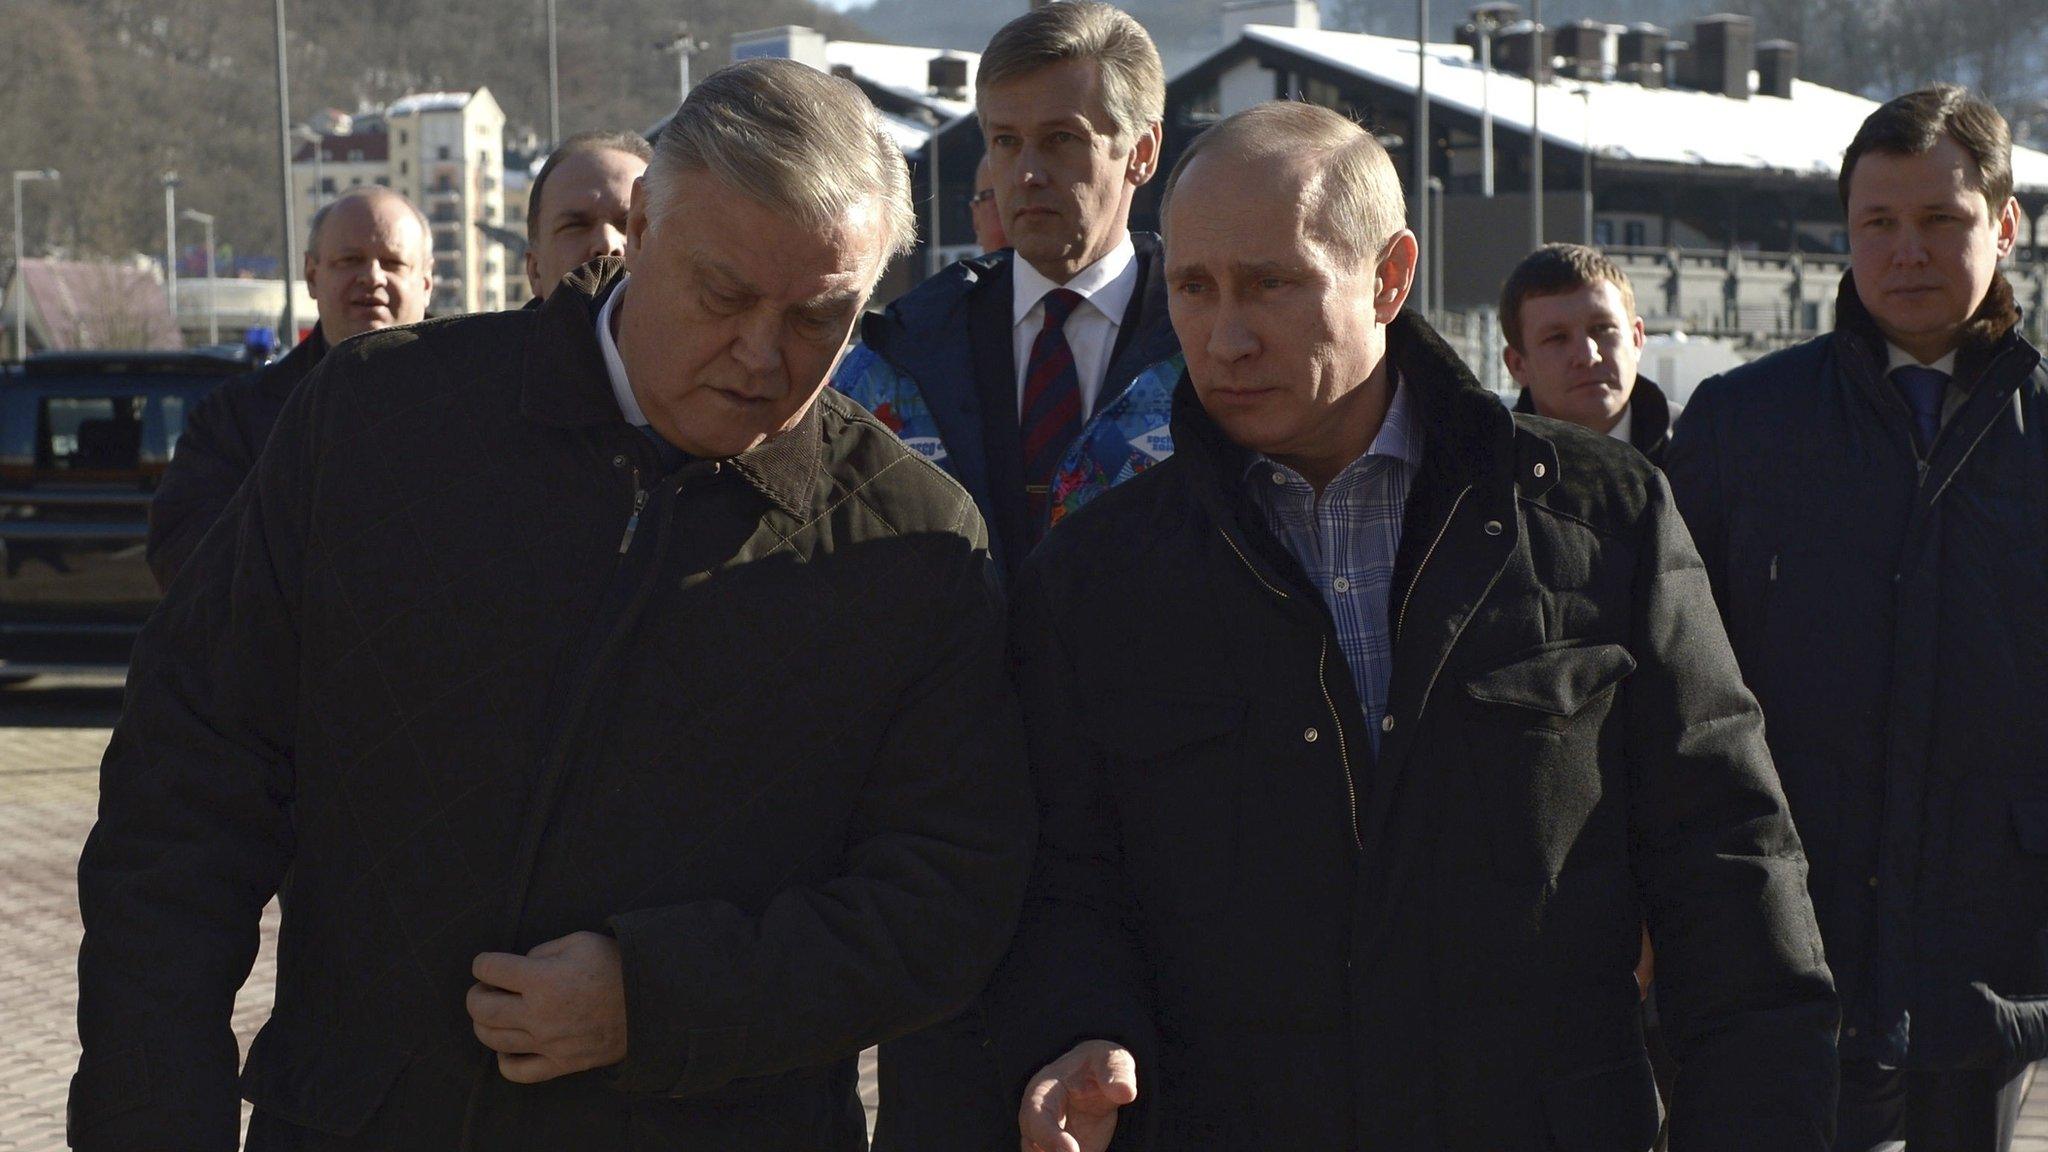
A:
387,91,474,117
1231,25,2048,192
825,40,977,122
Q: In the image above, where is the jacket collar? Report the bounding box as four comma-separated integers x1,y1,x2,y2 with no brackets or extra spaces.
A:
1832,268,2022,385
517,255,824,519
1511,374,1672,453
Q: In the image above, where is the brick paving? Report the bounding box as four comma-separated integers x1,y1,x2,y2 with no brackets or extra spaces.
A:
0,712,877,1151
5,705,2045,1150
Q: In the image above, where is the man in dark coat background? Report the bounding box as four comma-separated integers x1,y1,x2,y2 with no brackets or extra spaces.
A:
834,6,1180,1148
70,60,1032,1152
145,184,433,589
1501,243,1680,466
522,130,649,305
998,100,1837,1152
1669,85,2048,1152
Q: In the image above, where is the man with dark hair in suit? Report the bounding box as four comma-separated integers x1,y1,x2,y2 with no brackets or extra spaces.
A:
834,1,1182,585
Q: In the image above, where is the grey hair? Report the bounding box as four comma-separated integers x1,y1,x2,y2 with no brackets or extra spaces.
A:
305,185,432,264
1161,101,1406,266
977,1,1165,149
644,59,915,266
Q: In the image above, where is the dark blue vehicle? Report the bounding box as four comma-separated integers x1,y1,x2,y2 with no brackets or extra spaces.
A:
0,351,244,682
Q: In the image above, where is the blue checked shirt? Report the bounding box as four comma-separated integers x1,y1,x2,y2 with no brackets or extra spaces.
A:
1246,375,1422,756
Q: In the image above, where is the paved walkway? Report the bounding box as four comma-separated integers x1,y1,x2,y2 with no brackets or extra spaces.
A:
0,719,876,1149
7,716,2048,1150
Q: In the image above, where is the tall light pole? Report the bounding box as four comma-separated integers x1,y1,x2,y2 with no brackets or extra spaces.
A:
162,172,181,325
657,24,709,108
546,0,560,146
11,168,58,358
1530,0,1544,249
1573,85,1594,244
1413,0,1430,315
273,0,299,342
181,208,218,345
1428,176,1445,317
1479,21,1494,197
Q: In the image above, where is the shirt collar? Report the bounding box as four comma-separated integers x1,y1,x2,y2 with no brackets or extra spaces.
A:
597,276,648,427
1011,233,1140,330
1247,368,1422,486
1885,341,1958,379
1608,404,1633,444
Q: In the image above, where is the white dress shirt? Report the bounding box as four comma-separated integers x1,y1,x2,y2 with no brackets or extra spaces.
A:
1607,405,1633,444
597,275,648,427
1011,235,1140,421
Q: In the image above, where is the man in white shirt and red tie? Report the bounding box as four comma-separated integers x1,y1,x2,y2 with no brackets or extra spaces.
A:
834,1,1183,584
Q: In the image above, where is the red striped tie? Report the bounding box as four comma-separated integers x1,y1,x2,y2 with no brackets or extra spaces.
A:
1021,288,1085,543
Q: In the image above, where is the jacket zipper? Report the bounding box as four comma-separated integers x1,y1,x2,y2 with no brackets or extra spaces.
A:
1317,633,1364,851
1218,524,1361,853
1395,486,1471,643
616,479,649,554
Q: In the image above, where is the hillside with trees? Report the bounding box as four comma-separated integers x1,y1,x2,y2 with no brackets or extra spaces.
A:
4,0,2046,275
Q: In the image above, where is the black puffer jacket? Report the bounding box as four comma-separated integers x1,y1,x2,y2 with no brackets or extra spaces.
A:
72,260,1033,1151
1669,273,2048,1072
148,325,328,590
993,311,1838,1150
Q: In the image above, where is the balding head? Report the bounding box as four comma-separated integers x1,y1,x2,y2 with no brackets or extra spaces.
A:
303,185,434,341
1162,101,1406,268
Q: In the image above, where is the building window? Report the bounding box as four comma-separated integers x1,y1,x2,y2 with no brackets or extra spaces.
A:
347,149,363,161
399,129,409,146
1594,219,1615,246
1624,221,1646,246
320,177,335,193
435,259,459,279
375,176,389,187
400,160,409,176
438,145,452,160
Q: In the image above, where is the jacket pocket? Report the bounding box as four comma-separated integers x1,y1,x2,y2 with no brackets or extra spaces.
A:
1463,642,1635,883
1540,1051,1662,1151
1093,691,1249,921
1465,641,1637,718
2012,800,2048,855
238,1017,412,1137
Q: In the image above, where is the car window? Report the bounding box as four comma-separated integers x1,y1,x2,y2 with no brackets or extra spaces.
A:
36,395,146,473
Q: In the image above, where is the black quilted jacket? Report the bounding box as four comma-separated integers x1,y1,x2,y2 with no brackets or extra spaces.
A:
72,259,1033,1151
992,311,1838,1151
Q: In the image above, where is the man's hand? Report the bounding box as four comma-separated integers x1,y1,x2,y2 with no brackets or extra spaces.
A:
468,931,629,1084
1019,1039,1138,1152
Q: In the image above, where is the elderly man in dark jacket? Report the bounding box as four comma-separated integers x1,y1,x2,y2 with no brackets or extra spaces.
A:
147,184,433,590
996,100,1837,1152
1669,86,2048,1152
70,61,1032,1152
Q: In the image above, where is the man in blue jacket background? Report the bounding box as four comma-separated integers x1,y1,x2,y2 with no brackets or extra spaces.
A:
834,0,1180,585
1669,86,2048,1151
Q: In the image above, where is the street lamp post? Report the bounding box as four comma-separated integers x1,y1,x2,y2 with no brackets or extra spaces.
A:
657,25,709,107
546,0,561,146
273,0,298,342
1413,0,1430,316
1530,0,1544,249
181,209,218,345
1429,176,1445,318
1574,85,1594,244
11,168,59,358
1479,21,1495,197
162,172,181,324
